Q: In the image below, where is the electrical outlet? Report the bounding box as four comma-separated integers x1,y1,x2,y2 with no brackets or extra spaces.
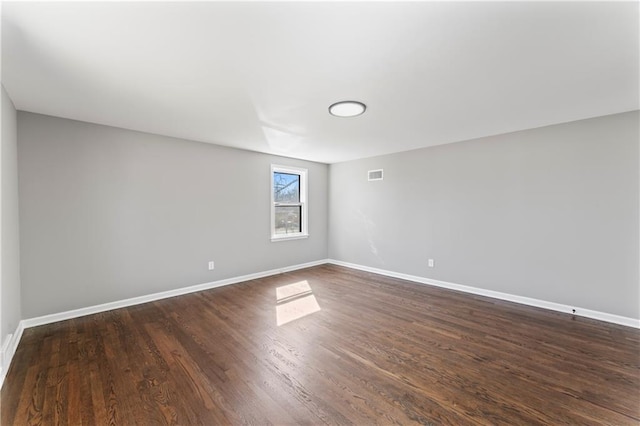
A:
208,261,215,270
428,259,434,268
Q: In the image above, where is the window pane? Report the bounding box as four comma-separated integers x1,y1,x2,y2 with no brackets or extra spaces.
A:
274,172,300,203
274,206,301,235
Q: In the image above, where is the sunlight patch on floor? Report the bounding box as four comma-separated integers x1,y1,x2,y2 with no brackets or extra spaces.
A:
276,280,321,326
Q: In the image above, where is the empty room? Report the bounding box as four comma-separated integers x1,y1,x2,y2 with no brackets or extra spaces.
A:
0,1,638,424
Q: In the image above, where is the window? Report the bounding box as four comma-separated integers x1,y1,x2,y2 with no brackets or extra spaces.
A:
271,165,308,241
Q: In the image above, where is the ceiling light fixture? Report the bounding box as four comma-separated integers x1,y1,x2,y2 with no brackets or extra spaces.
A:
328,101,366,118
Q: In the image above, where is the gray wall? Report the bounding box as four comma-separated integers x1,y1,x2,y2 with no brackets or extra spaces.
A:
15,109,640,321
329,111,639,319
1,85,21,344
18,112,328,318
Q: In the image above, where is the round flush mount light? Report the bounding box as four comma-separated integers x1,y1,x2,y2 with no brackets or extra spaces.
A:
328,100,366,117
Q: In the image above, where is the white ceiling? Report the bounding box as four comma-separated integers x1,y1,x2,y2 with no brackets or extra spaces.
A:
2,1,638,164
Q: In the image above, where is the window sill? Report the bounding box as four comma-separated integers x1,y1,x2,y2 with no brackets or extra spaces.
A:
271,234,309,242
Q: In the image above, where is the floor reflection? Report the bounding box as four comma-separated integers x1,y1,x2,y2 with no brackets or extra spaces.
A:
276,280,321,326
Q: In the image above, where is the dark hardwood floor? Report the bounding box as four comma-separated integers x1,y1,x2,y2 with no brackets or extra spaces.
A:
2,264,639,425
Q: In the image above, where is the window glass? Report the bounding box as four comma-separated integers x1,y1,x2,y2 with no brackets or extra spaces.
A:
273,172,300,203
274,206,302,235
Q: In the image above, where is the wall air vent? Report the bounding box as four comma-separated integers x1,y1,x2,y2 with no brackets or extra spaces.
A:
368,169,383,181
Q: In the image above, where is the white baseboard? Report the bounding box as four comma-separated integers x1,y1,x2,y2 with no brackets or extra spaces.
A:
327,259,640,329
4,257,637,390
20,257,640,330
1,259,327,389
0,322,25,390
22,259,328,329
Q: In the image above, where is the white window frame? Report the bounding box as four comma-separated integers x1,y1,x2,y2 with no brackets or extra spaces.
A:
271,164,308,242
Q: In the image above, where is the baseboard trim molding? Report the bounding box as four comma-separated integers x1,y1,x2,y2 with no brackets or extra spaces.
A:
0,321,25,390
3,259,327,389
7,256,637,389
327,259,640,329
22,259,329,329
